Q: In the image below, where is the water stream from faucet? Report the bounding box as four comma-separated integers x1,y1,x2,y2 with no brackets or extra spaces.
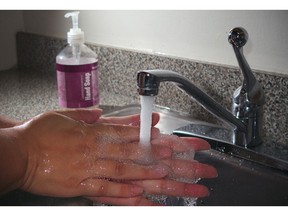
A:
139,95,198,205
139,95,154,147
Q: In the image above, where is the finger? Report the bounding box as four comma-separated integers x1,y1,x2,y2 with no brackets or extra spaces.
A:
99,112,160,127
78,160,169,181
78,179,143,197
91,142,172,162
88,196,162,206
179,137,211,151
93,123,141,144
160,159,218,179
91,123,160,144
132,179,210,198
151,134,210,152
55,108,103,124
152,112,160,126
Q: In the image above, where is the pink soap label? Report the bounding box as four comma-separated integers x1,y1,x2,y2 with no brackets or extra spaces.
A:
56,62,100,108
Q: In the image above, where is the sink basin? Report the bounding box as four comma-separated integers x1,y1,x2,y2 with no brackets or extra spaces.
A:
1,104,287,206
103,104,288,206
194,148,288,206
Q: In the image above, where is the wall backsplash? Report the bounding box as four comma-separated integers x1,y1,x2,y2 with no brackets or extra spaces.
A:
16,32,288,145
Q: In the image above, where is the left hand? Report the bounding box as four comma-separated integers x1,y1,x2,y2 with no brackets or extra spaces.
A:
87,110,217,206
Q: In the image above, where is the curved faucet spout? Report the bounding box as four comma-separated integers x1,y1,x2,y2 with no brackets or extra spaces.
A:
137,69,246,132
137,27,265,148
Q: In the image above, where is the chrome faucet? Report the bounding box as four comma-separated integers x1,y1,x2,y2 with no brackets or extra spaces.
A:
137,27,265,148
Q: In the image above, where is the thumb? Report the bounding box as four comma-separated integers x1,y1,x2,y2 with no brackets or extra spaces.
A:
55,108,103,124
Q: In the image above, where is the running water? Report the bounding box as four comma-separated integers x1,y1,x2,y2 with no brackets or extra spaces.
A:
139,95,198,206
139,95,154,147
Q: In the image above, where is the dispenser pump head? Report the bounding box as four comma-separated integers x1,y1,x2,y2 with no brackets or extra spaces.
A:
65,11,84,44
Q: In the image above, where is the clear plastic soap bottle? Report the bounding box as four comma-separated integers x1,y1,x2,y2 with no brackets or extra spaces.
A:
56,11,100,108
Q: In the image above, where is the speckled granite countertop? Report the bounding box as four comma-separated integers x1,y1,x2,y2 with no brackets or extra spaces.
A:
0,69,138,121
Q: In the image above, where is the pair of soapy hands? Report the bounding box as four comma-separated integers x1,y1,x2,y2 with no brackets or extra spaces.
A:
0,108,217,206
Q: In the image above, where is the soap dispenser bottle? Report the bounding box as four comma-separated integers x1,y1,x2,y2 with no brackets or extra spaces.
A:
56,11,99,108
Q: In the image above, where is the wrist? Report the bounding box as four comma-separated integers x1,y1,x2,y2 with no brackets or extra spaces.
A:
0,127,28,194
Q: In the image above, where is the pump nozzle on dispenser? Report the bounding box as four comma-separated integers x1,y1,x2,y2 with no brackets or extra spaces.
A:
65,11,84,44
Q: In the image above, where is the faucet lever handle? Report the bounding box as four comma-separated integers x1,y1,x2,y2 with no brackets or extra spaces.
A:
228,27,257,94
228,27,264,105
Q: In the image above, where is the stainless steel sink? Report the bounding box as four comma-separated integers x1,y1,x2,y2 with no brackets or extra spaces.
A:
194,147,288,206
1,104,288,206
103,104,288,206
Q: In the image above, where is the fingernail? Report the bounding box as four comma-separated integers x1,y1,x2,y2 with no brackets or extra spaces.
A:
184,184,210,197
131,185,144,196
197,165,218,178
205,165,218,178
152,165,169,177
151,127,160,138
211,167,218,178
